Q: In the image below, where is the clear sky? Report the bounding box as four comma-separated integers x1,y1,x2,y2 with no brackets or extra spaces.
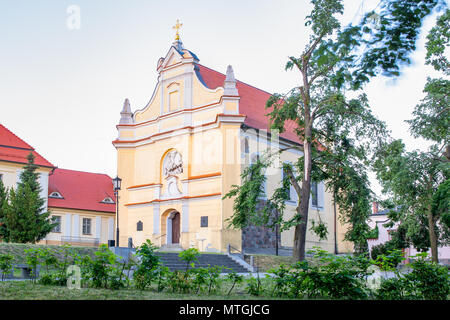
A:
0,0,446,196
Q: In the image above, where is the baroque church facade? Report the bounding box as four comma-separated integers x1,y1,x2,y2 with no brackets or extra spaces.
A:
113,33,353,254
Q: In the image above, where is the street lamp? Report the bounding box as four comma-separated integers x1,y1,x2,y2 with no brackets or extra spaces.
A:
112,176,122,247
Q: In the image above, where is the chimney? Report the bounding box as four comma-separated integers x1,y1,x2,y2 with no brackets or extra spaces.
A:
372,201,379,214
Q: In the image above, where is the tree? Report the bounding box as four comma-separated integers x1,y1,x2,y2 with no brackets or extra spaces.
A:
373,8,449,263
373,141,449,261
224,0,388,261
333,0,447,90
0,153,56,243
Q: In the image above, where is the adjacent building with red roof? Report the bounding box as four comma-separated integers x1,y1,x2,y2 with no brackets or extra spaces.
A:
45,168,116,246
0,123,116,247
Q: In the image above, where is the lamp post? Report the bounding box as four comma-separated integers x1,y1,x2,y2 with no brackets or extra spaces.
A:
112,176,122,247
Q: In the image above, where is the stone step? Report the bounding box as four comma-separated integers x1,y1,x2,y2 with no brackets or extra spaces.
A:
155,252,251,273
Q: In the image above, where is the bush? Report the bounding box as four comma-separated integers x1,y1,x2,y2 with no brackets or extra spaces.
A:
226,272,244,296
405,253,449,299
178,248,200,272
267,248,372,299
83,244,122,289
133,240,161,290
376,253,450,300
0,254,14,281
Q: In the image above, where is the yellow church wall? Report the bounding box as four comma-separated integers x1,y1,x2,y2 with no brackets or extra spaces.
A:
159,115,184,131
220,123,243,252
190,129,223,176
134,124,158,140
186,198,223,252
192,106,222,124
118,129,135,139
134,85,161,123
185,178,221,195
192,73,223,107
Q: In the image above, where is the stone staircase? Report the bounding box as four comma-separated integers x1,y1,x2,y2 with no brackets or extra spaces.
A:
155,252,252,273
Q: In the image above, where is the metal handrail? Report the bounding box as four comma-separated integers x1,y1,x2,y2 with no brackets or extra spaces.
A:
227,244,244,257
154,233,166,240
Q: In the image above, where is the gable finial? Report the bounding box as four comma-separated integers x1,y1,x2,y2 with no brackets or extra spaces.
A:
119,98,133,124
224,65,238,96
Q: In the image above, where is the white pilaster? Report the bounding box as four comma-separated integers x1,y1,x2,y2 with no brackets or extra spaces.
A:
153,203,160,235
108,218,114,241
73,214,80,237
64,213,72,237
182,200,189,233
95,216,101,239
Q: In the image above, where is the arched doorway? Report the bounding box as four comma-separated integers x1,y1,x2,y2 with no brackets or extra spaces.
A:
167,211,180,244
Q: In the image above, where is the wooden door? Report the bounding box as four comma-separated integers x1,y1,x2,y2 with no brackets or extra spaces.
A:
172,212,180,244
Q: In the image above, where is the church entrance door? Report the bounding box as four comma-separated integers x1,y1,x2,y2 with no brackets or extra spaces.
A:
171,212,180,244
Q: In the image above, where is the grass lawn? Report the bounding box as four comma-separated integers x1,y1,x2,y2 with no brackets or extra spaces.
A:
246,254,297,272
0,281,279,300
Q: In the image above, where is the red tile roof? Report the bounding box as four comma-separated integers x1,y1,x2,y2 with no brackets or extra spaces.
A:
48,168,116,213
0,124,55,168
196,64,302,145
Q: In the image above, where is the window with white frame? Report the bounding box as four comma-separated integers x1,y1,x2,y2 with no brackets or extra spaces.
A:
82,218,92,235
52,216,61,233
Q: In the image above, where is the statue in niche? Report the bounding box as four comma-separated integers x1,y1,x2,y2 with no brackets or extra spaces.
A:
163,150,183,177
163,150,183,196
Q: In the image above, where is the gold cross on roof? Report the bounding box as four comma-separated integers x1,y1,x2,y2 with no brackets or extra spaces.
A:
173,19,183,41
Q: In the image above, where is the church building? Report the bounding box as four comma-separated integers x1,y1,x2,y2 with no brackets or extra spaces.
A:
113,25,353,254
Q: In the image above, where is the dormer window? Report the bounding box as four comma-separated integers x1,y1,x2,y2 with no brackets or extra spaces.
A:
101,197,115,204
49,191,63,199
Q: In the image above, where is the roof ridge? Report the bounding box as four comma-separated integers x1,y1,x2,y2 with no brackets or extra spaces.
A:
55,167,112,178
197,64,273,97
0,123,34,150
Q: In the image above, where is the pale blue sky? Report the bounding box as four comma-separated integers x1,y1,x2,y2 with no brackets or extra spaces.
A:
0,1,446,196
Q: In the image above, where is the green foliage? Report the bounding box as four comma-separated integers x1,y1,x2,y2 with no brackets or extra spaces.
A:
167,270,193,294
425,9,450,75
134,240,161,290
226,271,244,296
178,248,200,272
246,273,264,296
332,0,446,89
268,248,372,299
0,253,14,281
433,179,450,243
223,156,270,229
205,265,224,294
0,153,57,243
407,78,450,145
373,140,449,253
371,249,405,271
367,225,379,239
23,247,40,281
84,244,121,289
376,253,450,300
